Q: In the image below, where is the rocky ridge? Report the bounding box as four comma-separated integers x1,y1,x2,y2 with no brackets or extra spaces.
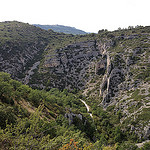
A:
33,29,150,139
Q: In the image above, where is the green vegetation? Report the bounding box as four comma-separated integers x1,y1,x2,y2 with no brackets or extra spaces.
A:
0,21,150,149
138,108,150,122
0,72,147,149
0,72,91,149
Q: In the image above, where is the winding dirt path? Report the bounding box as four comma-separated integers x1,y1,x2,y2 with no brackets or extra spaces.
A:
80,99,93,118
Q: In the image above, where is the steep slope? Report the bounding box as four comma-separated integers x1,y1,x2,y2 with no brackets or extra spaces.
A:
30,39,99,90
0,21,150,147
100,27,150,139
33,24,87,35
29,26,150,140
0,72,96,149
85,27,150,140
0,21,50,80
0,21,77,81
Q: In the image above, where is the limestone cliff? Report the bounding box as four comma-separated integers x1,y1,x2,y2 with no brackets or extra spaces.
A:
0,22,150,140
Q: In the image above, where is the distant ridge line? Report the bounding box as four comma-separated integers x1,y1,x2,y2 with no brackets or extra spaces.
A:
33,24,87,35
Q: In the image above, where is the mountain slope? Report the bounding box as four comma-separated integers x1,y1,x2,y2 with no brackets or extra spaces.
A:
30,26,150,140
0,21,50,79
96,27,150,139
33,24,87,35
0,21,150,149
0,72,95,149
0,21,77,81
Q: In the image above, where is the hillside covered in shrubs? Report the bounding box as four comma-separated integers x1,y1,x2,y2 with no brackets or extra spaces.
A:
0,21,150,149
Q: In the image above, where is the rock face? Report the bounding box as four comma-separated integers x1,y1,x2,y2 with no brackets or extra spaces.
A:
143,124,150,139
97,43,126,106
101,68,125,105
35,40,101,90
0,41,46,80
0,21,50,80
95,59,107,75
65,112,83,126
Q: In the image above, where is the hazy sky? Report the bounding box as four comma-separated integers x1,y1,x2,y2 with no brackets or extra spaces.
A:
1,0,150,33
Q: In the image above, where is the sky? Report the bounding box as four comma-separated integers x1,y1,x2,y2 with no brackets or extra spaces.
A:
0,0,150,33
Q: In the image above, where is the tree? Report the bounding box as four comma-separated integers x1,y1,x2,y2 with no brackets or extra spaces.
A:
59,139,81,150
0,105,54,150
141,141,150,150
17,84,32,99
0,72,11,82
114,127,124,143
0,81,14,104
